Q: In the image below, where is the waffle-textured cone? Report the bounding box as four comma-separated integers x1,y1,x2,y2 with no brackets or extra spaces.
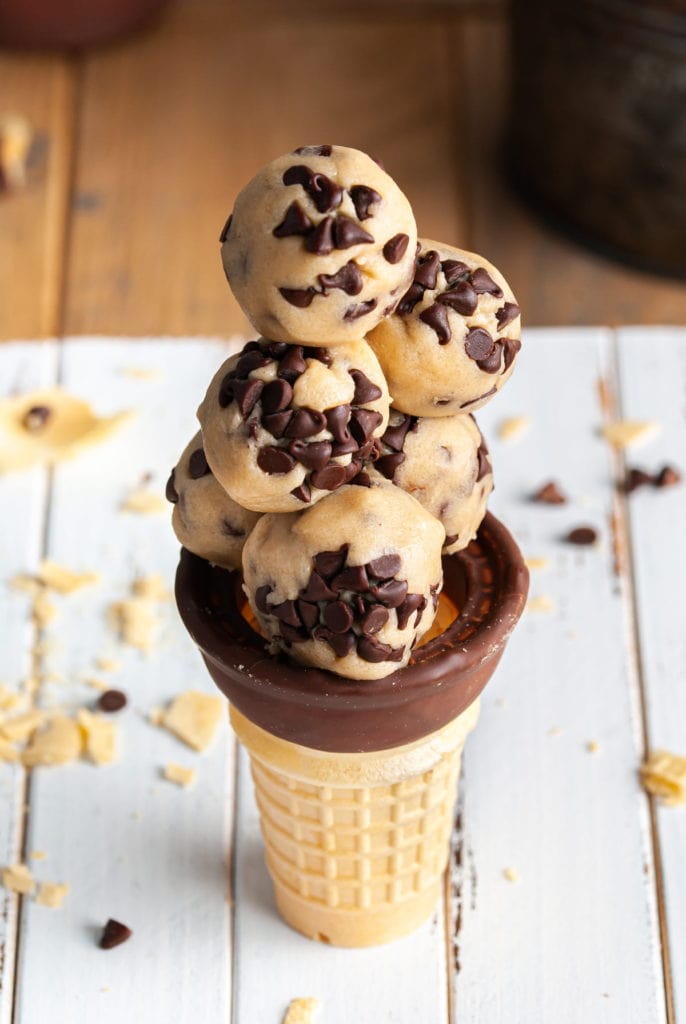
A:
231,700,479,947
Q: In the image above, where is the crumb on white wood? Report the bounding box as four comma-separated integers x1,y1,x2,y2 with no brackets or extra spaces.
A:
498,415,531,443
283,997,320,1024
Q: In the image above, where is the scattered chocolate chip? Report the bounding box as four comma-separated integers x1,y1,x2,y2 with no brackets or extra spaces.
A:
219,213,232,243
272,599,302,627
287,440,332,471
366,554,401,578
349,184,381,221
22,405,52,432
349,369,382,404
360,606,389,635
97,689,127,713
318,261,363,296
332,564,370,593
255,585,272,613
470,266,503,297
325,405,353,444
99,919,132,950
305,215,335,255
624,467,653,493
310,463,348,490
285,407,327,439
396,282,425,316
165,469,179,503
496,302,520,329
420,303,451,344
314,627,357,658
283,164,343,213
396,593,426,630
532,481,566,505
277,345,308,381
565,526,598,546
441,259,470,285
334,215,374,249
383,233,409,264
376,452,405,480
232,378,264,418
349,408,383,445
314,547,348,579
188,448,210,479
343,298,377,322
323,600,354,633
279,286,317,308
293,145,332,157
273,201,314,239
656,464,681,488
261,379,293,414
291,481,311,503
370,579,408,607
262,410,293,438
257,446,296,475
414,250,441,290
464,327,494,361
297,600,319,629
438,281,478,316
299,572,336,602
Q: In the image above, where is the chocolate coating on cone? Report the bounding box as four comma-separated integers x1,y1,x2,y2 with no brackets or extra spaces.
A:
176,511,528,753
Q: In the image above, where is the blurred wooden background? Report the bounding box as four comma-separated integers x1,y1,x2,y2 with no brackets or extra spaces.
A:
1,0,685,342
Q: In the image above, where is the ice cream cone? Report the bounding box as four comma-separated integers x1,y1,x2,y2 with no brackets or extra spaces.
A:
231,701,479,947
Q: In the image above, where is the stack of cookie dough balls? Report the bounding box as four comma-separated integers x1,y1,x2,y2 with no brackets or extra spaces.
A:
169,144,520,681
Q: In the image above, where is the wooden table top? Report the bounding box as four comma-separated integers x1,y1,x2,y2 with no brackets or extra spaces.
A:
1,1,685,343
0,330,684,1023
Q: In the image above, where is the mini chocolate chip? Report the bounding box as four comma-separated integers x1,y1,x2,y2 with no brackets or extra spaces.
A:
343,298,377,322
655,464,682,488
470,266,503,297
257,446,296,475
332,564,369,593
383,233,409,264
285,408,327,439
278,345,308,381
318,261,363,296
272,599,302,627
342,459,363,483
396,282,424,316
300,572,336,602
333,215,374,249
357,437,381,462
331,437,359,457
476,439,491,482
314,627,356,657
243,341,262,352
262,410,293,438
293,144,333,157
565,526,598,545
273,201,314,238
366,554,401,579
477,347,503,373
99,919,132,950
396,593,425,630
376,452,405,480
305,215,335,255
219,213,233,243
283,164,343,213
266,341,290,359
232,378,264,418
624,467,653,493
325,405,353,444
349,369,383,404
496,301,520,329
247,418,260,440
255,585,273,613
420,303,451,344
297,600,320,629
464,327,494,361
279,622,307,645
310,463,348,491
323,600,354,633
360,605,389,635
438,281,478,316
370,579,408,607
357,635,398,663
349,184,381,221
97,689,127,712
441,259,470,285
350,470,372,487
287,440,332,471
349,408,382,445
414,250,441,290
165,469,179,503
280,286,317,308
314,547,348,579
382,415,414,452
261,378,293,414
291,481,311,503
188,448,210,479
236,349,272,376
532,481,566,504
218,373,235,408
306,346,333,365
23,405,52,431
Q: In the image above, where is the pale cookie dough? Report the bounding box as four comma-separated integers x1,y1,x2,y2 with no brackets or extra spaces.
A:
167,432,261,569
376,411,493,554
242,479,445,681
221,145,417,345
198,339,389,513
0,388,132,474
367,240,521,416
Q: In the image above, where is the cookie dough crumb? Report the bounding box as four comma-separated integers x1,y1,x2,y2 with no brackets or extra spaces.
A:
640,750,686,806
283,998,320,1024
148,706,163,726
109,597,159,653
526,594,556,614
84,676,110,692
0,708,47,742
77,709,116,765
22,715,82,767
602,420,660,449
525,556,550,571
32,589,57,627
163,763,197,788
495,697,506,709
548,726,563,737
503,866,520,883
0,684,22,712
586,740,600,754
95,657,121,673
0,738,20,762
36,882,69,908
162,691,224,752
38,560,100,594
121,489,167,515
29,850,47,861
132,574,170,601
119,367,160,380
2,863,35,895
498,416,530,443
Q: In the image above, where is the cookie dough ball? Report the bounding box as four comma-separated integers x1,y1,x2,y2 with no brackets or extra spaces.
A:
221,144,417,346
242,480,445,681
367,240,521,416
166,433,261,569
198,338,390,513
376,412,493,554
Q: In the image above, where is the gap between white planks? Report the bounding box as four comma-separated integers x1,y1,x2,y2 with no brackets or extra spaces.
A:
0,331,682,1024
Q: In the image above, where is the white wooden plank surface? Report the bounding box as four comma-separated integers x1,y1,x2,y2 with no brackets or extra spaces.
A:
616,327,686,1024
465,329,667,1023
0,341,57,1024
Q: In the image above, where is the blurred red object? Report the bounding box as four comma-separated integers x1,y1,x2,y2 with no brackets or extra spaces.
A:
0,0,171,48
